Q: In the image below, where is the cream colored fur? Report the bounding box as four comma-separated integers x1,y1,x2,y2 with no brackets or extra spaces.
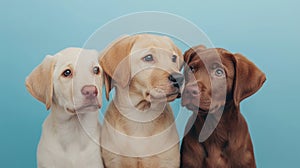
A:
26,48,104,168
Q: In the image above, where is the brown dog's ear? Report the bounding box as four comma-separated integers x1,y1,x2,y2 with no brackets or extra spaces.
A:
25,55,56,110
231,53,266,106
183,45,206,64
99,36,137,92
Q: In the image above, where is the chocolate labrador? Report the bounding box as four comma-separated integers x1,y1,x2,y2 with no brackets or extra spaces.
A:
180,46,266,168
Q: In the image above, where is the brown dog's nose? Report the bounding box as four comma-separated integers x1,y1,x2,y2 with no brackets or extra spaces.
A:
81,85,98,99
184,83,199,97
168,73,184,88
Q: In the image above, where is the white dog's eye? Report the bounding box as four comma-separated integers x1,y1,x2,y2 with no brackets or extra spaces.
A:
93,66,100,75
172,55,177,62
214,68,225,77
62,69,72,77
143,54,154,62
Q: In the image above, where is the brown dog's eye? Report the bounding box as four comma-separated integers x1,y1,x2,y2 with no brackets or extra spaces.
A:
143,54,154,62
172,55,177,62
62,69,72,77
93,66,100,75
215,68,225,77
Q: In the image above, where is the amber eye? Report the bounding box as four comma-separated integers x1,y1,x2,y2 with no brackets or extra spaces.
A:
143,54,154,62
62,69,72,77
172,55,177,62
93,66,100,75
215,68,225,77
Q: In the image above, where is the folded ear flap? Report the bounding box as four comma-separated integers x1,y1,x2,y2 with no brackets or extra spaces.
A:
25,55,56,110
183,45,207,64
103,72,112,101
231,53,266,106
99,35,137,90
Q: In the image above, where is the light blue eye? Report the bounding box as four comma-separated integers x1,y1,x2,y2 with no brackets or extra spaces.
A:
144,54,154,62
215,68,225,77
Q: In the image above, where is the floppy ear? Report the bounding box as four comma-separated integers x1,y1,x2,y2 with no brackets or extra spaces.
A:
103,72,112,101
183,45,206,64
231,53,266,106
25,55,56,110
99,35,137,90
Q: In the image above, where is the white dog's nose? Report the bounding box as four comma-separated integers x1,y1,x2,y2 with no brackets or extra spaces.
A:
81,85,98,99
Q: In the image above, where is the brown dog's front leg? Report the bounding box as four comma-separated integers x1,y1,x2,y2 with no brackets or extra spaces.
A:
180,137,206,168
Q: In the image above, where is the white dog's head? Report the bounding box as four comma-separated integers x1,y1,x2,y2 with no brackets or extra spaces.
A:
26,48,103,113
100,34,184,111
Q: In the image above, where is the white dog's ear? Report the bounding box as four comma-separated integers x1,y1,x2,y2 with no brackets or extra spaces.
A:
25,55,56,110
100,35,137,89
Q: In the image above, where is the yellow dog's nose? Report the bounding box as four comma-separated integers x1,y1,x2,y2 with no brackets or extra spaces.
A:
168,72,184,88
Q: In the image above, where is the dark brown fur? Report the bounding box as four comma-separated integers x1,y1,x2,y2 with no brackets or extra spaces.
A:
180,46,266,168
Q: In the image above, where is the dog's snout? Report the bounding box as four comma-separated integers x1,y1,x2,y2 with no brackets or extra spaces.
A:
184,84,199,97
81,85,98,99
168,73,184,88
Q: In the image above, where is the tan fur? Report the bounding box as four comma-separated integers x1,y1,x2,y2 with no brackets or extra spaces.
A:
100,34,183,168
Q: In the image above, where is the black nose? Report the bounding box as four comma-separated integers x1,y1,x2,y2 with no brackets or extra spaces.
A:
168,73,184,88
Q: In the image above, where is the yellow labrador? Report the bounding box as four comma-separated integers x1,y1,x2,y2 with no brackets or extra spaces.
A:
100,34,183,168
26,48,104,168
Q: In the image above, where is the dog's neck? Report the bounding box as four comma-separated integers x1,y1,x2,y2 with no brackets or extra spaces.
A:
192,102,238,141
45,103,100,142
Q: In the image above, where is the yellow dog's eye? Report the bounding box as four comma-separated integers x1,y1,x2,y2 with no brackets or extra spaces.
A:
189,65,196,73
143,54,153,62
93,66,100,75
62,69,72,77
172,55,177,62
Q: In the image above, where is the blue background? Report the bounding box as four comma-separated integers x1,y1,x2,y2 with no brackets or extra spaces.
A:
1,0,299,167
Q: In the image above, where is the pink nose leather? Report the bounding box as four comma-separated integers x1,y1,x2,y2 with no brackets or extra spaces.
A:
81,85,98,99
184,84,200,97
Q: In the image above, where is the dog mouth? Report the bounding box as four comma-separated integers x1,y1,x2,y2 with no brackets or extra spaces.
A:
185,104,209,113
66,104,101,114
148,87,181,101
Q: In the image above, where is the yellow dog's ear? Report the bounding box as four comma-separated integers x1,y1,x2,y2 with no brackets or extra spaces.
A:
99,35,138,100
25,55,56,110
231,53,266,106
103,72,112,101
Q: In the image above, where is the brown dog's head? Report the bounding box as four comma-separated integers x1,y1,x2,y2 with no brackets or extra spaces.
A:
100,34,184,110
182,46,266,113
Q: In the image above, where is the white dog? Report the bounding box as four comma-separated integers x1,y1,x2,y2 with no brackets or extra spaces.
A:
26,48,104,168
